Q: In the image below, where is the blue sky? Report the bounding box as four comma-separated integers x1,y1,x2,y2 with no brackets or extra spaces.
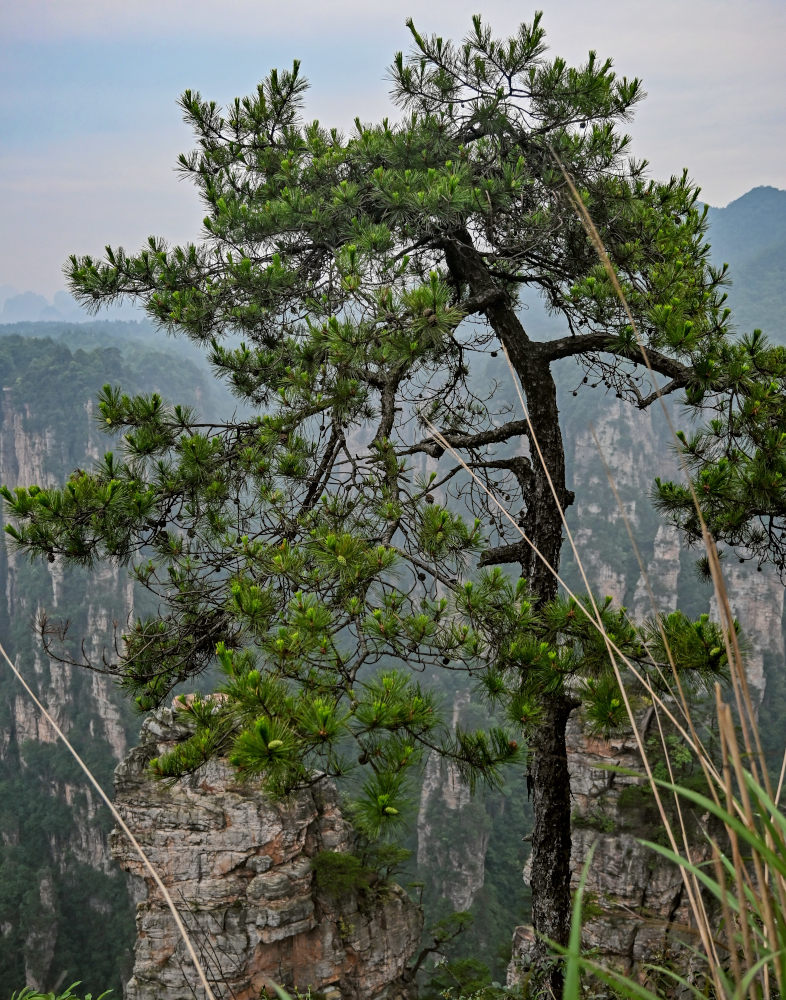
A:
2,0,784,299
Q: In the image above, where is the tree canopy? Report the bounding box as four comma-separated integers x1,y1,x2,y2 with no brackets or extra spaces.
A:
655,328,786,572
2,13,745,989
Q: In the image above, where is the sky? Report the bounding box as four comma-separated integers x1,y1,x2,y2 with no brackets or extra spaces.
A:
1,0,784,300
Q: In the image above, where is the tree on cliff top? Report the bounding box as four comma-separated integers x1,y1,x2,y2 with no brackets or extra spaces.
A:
3,13,737,990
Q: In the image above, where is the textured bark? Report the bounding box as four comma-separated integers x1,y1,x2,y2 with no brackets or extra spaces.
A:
511,352,569,603
514,355,578,994
443,227,578,991
529,694,578,992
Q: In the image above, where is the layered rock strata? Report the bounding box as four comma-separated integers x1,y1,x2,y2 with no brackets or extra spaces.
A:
0,380,136,989
111,709,422,1000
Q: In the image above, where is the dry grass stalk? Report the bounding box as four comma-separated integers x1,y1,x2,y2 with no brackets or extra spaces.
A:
554,154,785,997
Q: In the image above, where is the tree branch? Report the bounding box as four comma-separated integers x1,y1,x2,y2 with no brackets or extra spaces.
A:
478,540,530,567
538,331,690,382
405,419,532,458
635,377,689,409
460,288,507,316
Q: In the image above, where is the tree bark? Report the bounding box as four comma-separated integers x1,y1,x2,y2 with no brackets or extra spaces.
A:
529,692,579,994
508,351,568,603
509,351,578,996
443,227,578,992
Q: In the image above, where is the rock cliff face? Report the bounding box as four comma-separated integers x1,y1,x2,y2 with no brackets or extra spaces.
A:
416,752,488,913
0,385,133,761
566,716,712,973
416,691,490,913
562,389,781,700
508,709,714,984
112,709,422,1000
0,370,136,991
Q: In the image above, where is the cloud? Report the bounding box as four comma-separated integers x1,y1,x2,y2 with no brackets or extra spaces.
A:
2,0,784,297
5,0,413,42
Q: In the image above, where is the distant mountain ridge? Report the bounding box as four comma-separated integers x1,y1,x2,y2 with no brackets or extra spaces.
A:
704,185,786,341
0,287,141,324
705,186,786,262
2,186,784,334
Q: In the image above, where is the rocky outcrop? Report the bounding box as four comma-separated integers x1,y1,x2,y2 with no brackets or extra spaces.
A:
507,709,714,985
565,712,712,972
111,709,422,1000
563,391,781,703
416,752,488,913
22,871,58,989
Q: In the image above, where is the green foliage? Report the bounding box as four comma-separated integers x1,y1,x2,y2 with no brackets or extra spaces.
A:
11,985,111,1000
572,809,616,835
612,730,713,845
1,13,756,975
421,956,496,998
310,851,377,899
655,327,786,576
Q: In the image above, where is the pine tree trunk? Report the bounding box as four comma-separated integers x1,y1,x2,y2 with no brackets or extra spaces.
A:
516,355,578,993
444,234,578,989
529,692,579,994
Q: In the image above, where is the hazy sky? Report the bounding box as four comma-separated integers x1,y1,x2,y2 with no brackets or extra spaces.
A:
2,0,784,298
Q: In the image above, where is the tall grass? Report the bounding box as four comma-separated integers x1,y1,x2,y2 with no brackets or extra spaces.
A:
559,694,786,1000
556,164,786,1000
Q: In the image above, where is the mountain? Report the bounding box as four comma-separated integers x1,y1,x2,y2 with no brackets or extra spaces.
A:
0,289,143,324
705,186,786,340
0,325,225,993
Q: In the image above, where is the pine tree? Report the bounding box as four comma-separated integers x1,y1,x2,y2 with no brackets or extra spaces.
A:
2,15,742,991
654,328,786,572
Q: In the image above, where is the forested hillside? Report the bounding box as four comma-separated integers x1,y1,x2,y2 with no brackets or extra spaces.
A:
0,187,784,994
0,326,227,993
